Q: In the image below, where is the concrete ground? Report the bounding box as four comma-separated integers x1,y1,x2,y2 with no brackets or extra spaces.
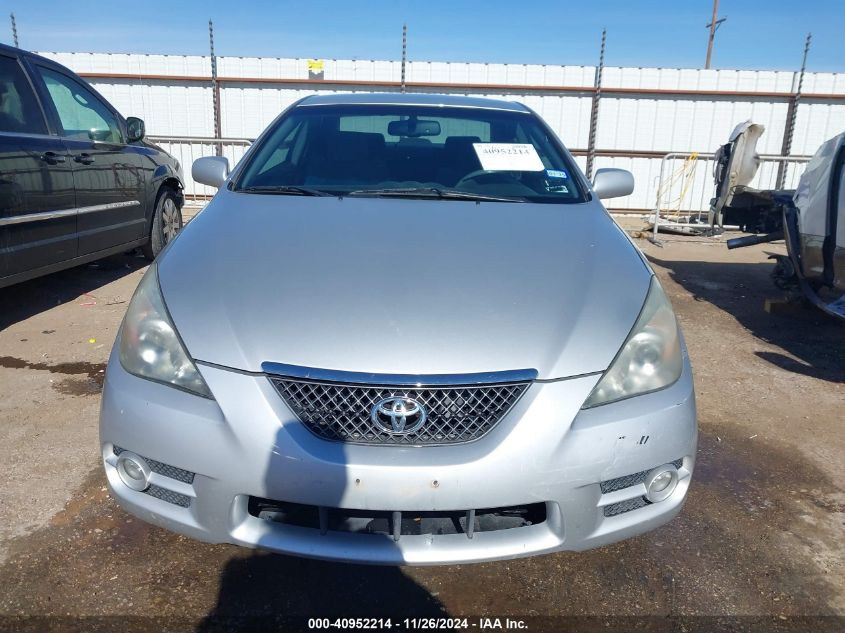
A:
0,235,843,631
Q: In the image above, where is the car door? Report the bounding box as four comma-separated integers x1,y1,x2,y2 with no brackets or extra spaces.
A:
830,144,845,293
0,52,76,282
31,63,146,256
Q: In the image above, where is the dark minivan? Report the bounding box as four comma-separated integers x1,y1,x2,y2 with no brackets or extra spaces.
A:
0,44,184,289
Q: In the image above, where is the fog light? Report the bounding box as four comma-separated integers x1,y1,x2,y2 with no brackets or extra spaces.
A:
116,451,151,492
644,464,679,503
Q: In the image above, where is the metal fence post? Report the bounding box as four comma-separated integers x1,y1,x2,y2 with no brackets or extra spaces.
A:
650,153,672,243
10,12,18,47
209,19,223,157
585,29,606,181
401,24,407,93
777,33,811,189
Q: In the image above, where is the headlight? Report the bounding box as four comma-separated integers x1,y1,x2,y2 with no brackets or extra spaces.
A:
583,276,682,408
119,263,213,398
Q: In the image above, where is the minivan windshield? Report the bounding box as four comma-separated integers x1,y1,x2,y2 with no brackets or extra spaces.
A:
234,104,586,203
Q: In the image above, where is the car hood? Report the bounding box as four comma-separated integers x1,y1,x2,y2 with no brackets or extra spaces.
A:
158,191,652,379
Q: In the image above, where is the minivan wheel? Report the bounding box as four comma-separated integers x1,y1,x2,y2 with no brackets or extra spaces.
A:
142,188,183,260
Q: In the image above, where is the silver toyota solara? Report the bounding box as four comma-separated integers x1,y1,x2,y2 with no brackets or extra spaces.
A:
100,93,697,565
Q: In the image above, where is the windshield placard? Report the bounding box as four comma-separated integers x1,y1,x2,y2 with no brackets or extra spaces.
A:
472,143,545,172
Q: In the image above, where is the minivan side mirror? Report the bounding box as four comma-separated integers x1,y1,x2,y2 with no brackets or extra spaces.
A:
126,117,145,142
193,156,230,188
592,168,635,200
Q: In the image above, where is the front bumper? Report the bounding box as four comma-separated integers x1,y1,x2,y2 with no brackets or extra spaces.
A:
100,348,697,565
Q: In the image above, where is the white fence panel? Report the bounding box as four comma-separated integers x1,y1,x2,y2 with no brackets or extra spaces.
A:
32,52,845,211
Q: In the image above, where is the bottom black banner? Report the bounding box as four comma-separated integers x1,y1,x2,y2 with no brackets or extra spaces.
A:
0,615,842,633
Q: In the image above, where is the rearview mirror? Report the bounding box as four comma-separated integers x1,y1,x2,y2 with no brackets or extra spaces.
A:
388,118,441,137
126,117,145,142
592,168,635,200
193,156,230,188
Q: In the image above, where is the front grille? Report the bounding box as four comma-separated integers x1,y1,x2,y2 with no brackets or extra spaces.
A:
269,374,531,446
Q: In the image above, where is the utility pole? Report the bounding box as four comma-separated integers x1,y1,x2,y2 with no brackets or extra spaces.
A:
705,0,726,69
400,24,407,93
10,12,18,47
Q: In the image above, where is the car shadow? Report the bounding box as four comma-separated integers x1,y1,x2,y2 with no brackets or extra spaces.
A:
196,553,447,632
196,425,449,632
0,252,146,331
647,254,845,384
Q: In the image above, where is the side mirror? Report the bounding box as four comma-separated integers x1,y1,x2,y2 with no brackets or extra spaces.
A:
193,156,230,188
126,117,145,142
592,168,635,200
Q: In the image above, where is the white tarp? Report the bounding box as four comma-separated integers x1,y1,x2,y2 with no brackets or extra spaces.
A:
710,120,766,226
725,121,765,192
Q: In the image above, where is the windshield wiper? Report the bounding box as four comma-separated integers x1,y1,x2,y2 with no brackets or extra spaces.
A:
346,187,525,203
239,185,333,197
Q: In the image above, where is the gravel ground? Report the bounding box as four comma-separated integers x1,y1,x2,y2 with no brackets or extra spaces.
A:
0,235,842,632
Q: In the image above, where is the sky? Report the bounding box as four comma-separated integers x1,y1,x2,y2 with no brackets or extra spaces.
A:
2,0,845,72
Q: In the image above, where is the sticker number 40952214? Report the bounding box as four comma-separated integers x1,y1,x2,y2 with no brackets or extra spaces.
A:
472,143,545,172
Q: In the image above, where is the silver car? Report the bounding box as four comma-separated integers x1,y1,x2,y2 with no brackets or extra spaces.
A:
100,93,697,565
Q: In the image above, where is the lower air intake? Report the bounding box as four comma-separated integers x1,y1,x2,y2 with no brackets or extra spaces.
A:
600,458,684,494
112,446,194,507
145,484,191,508
113,446,195,484
603,497,649,517
600,458,685,517
248,497,547,541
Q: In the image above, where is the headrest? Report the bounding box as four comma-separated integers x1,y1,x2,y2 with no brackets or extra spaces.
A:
444,136,482,150
330,131,385,158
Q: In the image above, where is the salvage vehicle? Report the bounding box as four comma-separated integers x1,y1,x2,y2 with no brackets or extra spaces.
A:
101,93,697,565
711,122,845,320
0,43,184,289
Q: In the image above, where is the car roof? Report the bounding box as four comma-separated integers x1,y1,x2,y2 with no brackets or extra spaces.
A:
298,92,532,113
0,42,23,56
0,43,71,71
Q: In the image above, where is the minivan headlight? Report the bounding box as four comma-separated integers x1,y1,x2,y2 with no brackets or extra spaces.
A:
119,263,213,398
583,277,682,408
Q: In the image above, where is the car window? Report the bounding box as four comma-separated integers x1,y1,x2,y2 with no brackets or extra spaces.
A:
236,105,585,204
339,115,489,144
254,119,305,176
0,55,47,135
36,67,122,143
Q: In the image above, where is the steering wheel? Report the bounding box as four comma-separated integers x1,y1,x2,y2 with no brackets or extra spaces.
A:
454,170,509,188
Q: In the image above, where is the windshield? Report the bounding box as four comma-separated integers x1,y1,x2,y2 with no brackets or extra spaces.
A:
234,104,586,203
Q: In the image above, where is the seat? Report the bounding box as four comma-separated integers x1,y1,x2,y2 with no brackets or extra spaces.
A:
305,131,388,186
435,136,482,186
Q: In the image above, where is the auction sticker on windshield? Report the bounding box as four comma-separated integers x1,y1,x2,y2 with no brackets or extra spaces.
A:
473,143,545,171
